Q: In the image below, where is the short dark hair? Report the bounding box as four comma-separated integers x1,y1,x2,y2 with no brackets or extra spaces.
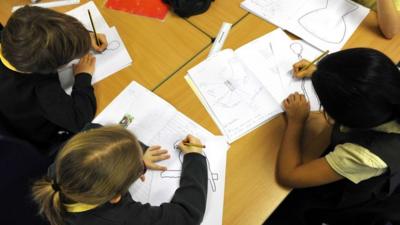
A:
312,48,400,128
1,6,91,74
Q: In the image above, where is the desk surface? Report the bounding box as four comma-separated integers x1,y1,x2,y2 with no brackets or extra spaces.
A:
0,0,211,112
155,12,400,225
186,0,248,37
1,1,400,225
155,15,290,225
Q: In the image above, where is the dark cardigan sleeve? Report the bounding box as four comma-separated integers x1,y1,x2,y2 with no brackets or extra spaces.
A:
36,73,96,133
128,153,208,225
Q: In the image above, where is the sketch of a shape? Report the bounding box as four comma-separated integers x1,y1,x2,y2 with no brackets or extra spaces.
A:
198,58,266,110
160,140,219,192
298,0,359,44
103,40,121,52
249,0,281,17
289,42,309,101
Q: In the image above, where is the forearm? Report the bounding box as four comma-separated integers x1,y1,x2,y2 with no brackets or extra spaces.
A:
164,153,208,224
277,121,305,186
377,0,400,39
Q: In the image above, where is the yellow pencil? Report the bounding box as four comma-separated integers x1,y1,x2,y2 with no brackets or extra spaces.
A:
87,9,100,46
300,50,329,72
183,142,206,148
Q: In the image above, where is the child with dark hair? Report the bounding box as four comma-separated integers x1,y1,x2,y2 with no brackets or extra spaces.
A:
265,48,400,225
0,6,108,150
32,126,207,225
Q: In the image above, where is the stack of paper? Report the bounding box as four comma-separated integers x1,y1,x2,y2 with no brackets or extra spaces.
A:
58,1,132,94
241,0,369,52
93,81,230,225
186,29,322,143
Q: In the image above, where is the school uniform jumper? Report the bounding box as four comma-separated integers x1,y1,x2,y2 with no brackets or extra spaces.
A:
0,54,96,150
64,153,208,225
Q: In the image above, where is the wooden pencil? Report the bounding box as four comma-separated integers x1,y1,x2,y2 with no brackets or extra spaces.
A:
88,9,100,46
183,142,206,148
300,50,329,72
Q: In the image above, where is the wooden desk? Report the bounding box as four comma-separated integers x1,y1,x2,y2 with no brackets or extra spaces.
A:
155,12,400,225
344,12,400,62
155,15,290,225
186,0,248,37
0,0,211,112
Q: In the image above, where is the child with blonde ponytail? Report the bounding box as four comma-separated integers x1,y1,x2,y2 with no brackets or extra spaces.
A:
32,126,208,225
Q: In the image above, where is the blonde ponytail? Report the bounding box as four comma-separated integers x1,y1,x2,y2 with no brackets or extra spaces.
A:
32,126,144,225
32,177,65,225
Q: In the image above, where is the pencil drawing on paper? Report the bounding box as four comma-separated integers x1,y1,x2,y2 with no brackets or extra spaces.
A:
198,59,265,110
289,42,309,101
104,40,121,51
249,0,282,17
160,140,219,192
298,0,359,44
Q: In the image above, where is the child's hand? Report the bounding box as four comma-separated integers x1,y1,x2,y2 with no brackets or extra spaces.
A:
283,92,310,124
293,59,316,78
73,53,96,76
143,146,170,171
90,33,108,52
177,135,204,154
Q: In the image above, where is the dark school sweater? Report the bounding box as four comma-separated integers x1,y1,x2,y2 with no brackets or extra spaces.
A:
65,153,208,225
0,60,96,150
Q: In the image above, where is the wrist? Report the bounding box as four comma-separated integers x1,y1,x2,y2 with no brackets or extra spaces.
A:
287,119,305,129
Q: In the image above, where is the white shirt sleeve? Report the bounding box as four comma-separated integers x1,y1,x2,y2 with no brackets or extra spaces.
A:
325,143,388,184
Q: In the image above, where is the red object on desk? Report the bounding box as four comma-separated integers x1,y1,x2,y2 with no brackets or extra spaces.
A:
105,0,169,20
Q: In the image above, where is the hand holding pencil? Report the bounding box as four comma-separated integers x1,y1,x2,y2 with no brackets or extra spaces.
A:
88,10,108,52
293,50,329,78
89,32,108,52
178,134,205,154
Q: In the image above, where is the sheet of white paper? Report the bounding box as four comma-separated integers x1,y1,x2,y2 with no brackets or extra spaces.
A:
66,1,110,33
241,0,369,52
235,29,321,111
58,26,132,94
235,29,292,103
93,81,229,225
282,40,322,111
188,49,283,143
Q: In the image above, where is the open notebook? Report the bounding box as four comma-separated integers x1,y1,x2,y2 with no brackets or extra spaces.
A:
187,29,322,143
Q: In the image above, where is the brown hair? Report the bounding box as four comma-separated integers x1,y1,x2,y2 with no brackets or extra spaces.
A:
1,6,91,73
32,126,144,225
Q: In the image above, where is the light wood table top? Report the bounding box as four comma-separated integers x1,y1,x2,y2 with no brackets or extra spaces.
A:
155,12,400,225
0,0,211,112
186,0,248,37
155,15,290,225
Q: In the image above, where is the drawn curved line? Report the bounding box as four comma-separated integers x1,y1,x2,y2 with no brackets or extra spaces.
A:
160,142,219,192
290,42,304,60
298,0,358,44
104,40,121,51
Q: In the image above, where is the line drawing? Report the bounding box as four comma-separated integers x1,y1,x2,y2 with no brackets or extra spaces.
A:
249,0,281,17
160,139,219,192
289,42,309,101
298,0,359,44
104,40,121,51
198,59,265,110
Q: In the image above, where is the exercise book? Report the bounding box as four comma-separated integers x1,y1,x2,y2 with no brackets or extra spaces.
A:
93,81,229,225
186,29,321,143
241,0,369,52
